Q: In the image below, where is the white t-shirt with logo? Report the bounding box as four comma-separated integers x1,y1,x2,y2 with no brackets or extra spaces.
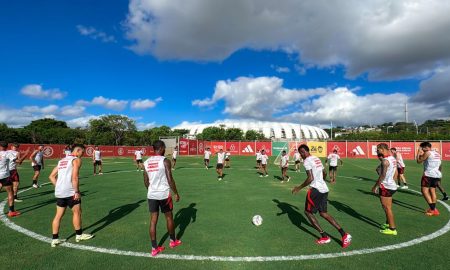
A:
424,150,442,178
281,155,289,168
217,152,225,164
225,152,231,159
303,155,329,193
381,155,398,190
256,152,262,161
204,150,211,160
261,154,268,165
0,151,13,179
145,156,170,200
32,151,43,166
94,150,101,161
294,152,301,161
173,150,178,159
396,153,405,168
55,155,78,198
135,150,143,160
8,150,19,171
327,153,340,167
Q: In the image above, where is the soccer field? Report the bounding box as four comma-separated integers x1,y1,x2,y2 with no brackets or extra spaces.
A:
1,156,449,270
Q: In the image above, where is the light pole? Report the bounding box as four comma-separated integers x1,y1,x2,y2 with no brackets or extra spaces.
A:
413,120,418,135
387,126,394,134
330,121,333,140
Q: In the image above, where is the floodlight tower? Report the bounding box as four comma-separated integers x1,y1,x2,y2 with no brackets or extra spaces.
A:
404,103,408,123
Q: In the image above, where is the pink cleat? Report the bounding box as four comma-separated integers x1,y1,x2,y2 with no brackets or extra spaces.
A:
342,233,352,248
151,246,165,257
169,239,182,248
316,236,331,245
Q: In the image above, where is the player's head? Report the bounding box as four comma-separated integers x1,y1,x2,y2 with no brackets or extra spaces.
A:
219,148,223,152
38,144,44,150
419,141,432,152
390,147,397,154
376,143,390,156
333,149,337,153
0,141,7,150
95,145,99,150
11,143,19,150
71,144,85,157
66,144,71,149
298,144,310,159
153,140,166,156
174,146,178,150
377,152,384,161
282,150,286,155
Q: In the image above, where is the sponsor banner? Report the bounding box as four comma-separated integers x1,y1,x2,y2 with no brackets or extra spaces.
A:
178,138,189,155
442,142,450,161
197,141,205,155
347,142,368,159
239,141,256,156
390,142,415,160
307,141,327,158
415,141,441,156
327,142,346,158
210,141,226,154
255,141,272,156
226,141,240,155
272,142,289,157
188,140,198,155
368,142,390,159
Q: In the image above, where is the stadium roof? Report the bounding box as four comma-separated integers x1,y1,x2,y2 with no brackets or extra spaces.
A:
173,120,329,140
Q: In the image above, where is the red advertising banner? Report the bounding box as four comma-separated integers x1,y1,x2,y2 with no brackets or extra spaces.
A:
188,140,198,155
225,141,240,155
239,141,256,156
367,141,390,159
256,141,272,156
210,141,226,154
178,138,189,155
327,142,346,158
197,141,205,155
390,142,415,160
347,142,368,159
442,142,450,161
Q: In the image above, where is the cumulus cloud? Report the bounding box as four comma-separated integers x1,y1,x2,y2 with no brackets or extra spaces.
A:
22,105,59,114
125,0,450,80
66,115,100,128
131,97,162,110
271,65,290,73
411,66,450,105
136,121,156,130
20,84,67,100
76,25,116,43
77,96,128,111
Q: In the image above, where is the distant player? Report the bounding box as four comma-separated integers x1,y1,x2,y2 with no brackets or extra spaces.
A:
172,146,178,170
280,150,290,182
224,149,231,168
259,150,269,178
372,143,398,235
134,149,144,171
256,150,262,170
30,144,45,188
293,149,302,172
49,144,93,247
416,142,447,215
216,149,225,181
390,148,408,189
8,143,29,202
0,141,21,217
143,140,181,256
64,145,71,157
204,147,211,169
325,150,343,183
292,144,352,247
92,146,103,175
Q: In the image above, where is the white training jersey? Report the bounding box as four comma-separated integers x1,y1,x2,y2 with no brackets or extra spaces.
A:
0,150,12,179
8,150,19,170
256,152,262,160
424,150,442,178
204,150,211,159
294,152,301,161
396,153,405,168
281,155,289,167
145,156,170,200
327,153,340,167
64,150,71,157
225,152,231,159
173,150,178,159
55,155,78,198
135,150,143,160
32,151,43,166
217,152,225,164
94,150,101,161
303,155,329,193
381,155,397,190
261,154,268,165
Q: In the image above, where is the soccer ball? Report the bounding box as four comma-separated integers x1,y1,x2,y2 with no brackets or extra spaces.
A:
252,215,263,226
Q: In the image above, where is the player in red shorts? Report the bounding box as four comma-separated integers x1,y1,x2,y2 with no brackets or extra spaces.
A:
8,143,30,202
0,141,21,217
390,148,408,189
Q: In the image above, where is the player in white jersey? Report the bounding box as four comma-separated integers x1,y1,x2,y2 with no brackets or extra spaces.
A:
293,149,302,172
8,143,30,202
92,146,103,175
0,141,21,217
372,143,398,235
325,150,343,184
224,149,231,168
204,148,211,169
256,150,262,170
259,150,269,178
49,144,93,247
292,144,352,248
390,148,408,189
134,149,144,171
64,145,71,157
30,144,45,188
216,149,225,180
143,140,181,256
416,141,447,216
279,150,290,182
172,146,178,170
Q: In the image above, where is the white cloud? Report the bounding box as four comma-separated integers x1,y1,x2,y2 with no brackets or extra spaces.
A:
20,84,67,100
130,97,162,110
125,0,450,80
76,25,116,43
22,105,59,114
411,66,450,105
192,76,328,120
77,96,128,111
66,115,99,128
271,65,290,73
136,121,156,130
60,105,86,117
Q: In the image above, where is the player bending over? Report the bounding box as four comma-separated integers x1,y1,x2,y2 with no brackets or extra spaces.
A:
390,148,408,189
325,149,342,183
8,143,29,202
92,146,103,175
204,147,211,169
172,146,178,170
216,149,225,181
30,144,45,188
49,144,93,247
372,143,398,235
0,141,21,217
293,149,302,172
224,149,231,168
280,150,290,182
134,149,144,171
143,140,181,256
292,144,351,247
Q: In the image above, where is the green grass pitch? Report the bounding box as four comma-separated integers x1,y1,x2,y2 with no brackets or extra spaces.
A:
1,156,449,270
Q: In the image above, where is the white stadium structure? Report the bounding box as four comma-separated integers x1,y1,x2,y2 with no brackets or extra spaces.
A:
173,120,329,140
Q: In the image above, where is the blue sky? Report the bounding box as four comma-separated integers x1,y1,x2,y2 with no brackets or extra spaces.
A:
1,0,449,129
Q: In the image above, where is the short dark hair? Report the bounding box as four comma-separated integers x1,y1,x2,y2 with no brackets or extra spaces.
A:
0,141,8,148
377,143,389,150
420,141,432,148
71,144,85,151
153,140,166,151
333,149,337,153
282,150,286,153
298,144,309,152
12,143,19,147
390,147,397,151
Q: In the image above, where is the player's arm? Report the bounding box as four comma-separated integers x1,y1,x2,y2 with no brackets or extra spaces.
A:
71,158,82,200
143,170,149,188
42,155,45,169
30,150,38,163
17,149,30,164
92,152,95,161
339,158,343,166
292,169,313,194
49,166,58,186
372,159,389,193
164,158,180,202
416,149,429,163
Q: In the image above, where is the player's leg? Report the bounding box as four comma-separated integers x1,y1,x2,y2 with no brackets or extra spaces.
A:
4,185,19,216
51,205,67,247
12,172,21,202
380,196,397,234
32,167,40,187
71,202,93,241
436,180,448,200
99,162,103,174
93,163,97,175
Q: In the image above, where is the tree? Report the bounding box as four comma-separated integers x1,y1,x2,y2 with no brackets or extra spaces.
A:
225,128,244,140
197,127,226,140
24,118,69,143
244,130,266,140
88,115,136,146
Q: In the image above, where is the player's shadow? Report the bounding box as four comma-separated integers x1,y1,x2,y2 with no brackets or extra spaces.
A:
273,176,283,181
272,199,317,238
328,200,380,228
19,199,55,214
19,190,53,199
356,189,424,213
353,176,377,183
159,203,197,245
